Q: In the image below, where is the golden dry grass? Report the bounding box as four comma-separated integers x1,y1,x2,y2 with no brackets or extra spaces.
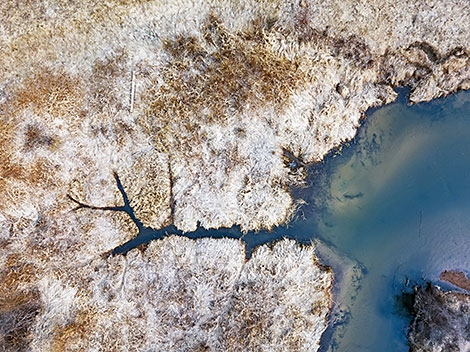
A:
0,68,83,210
12,69,83,119
0,120,57,210
89,50,128,114
0,118,23,210
0,290,41,352
50,309,92,352
23,125,56,151
140,14,308,149
0,255,41,352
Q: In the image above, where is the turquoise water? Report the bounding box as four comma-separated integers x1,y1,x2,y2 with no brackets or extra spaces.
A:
282,89,470,351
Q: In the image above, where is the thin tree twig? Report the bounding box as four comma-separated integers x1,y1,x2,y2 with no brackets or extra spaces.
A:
130,70,135,113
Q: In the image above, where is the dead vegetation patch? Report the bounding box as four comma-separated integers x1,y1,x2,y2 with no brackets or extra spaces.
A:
140,14,308,150
0,134,58,210
293,3,374,69
0,119,24,210
0,69,79,209
23,124,57,151
0,255,41,352
50,309,94,352
0,289,41,352
11,69,83,120
89,50,128,114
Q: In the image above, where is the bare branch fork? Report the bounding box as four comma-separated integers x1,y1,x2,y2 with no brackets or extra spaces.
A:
67,194,125,212
68,172,130,213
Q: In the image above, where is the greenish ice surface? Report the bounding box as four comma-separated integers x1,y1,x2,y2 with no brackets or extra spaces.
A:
259,89,470,351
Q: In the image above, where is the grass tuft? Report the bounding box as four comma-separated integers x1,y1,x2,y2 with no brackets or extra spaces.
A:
140,14,307,149
0,255,41,352
12,69,83,119
24,125,56,151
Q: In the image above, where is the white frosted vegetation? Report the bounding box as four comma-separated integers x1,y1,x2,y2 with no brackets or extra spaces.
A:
219,240,333,351
26,237,332,351
1,0,469,232
1,0,470,350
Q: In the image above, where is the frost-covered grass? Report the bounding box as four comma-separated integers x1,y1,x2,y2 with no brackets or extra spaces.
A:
0,0,470,350
27,237,332,352
1,0,469,232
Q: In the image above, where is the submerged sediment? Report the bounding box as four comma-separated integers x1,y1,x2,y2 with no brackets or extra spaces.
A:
440,270,470,291
1,0,470,350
